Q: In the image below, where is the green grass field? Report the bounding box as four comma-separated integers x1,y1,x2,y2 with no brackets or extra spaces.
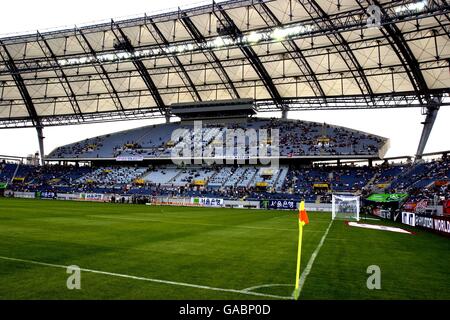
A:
0,198,449,300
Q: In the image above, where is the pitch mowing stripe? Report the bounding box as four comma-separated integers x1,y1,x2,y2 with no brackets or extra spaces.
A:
88,214,326,232
0,256,292,300
297,219,334,296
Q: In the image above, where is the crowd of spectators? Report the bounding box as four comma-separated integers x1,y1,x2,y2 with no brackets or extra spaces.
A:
2,155,448,204
47,118,387,160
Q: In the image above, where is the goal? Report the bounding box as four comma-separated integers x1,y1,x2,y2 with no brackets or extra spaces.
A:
332,194,360,221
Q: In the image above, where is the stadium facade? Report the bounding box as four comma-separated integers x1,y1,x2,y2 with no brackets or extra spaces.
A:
2,1,450,304
0,0,449,163
0,0,449,216
46,117,389,162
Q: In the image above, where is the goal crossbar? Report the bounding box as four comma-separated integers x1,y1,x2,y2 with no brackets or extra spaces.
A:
332,194,360,221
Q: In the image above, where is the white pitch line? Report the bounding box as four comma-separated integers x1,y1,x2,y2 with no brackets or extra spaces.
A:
243,219,335,297
297,219,334,296
242,283,293,292
0,256,291,300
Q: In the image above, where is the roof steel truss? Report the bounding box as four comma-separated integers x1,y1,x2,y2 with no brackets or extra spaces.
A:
111,20,167,115
0,0,448,128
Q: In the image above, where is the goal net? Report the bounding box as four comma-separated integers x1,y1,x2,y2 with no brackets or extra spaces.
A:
332,194,360,221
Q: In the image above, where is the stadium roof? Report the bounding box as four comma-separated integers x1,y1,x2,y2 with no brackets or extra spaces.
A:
0,0,449,128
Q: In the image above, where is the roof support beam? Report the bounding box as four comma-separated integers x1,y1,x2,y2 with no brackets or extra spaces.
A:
75,28,125,111
416,95,442,160
110,21,167,116
430,0,450,40
372,29,424,101
1,5,447,77
180,13,240,100
213,2,287,113
254,1,326,101
36,125,45,166
0,93,448,128
297,0,374,102
0,41,40,127
36,31,83,119
369,1,430,104
0,42,47,165
145,17,202,102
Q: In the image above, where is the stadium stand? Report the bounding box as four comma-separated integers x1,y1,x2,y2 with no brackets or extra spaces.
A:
77,167,147,186
4,116,449,211
208,168,231,188
223,167,248,188
142,166,181,185
390,158,450,192
3,157,450,206
0,163,19,182
0,0,445,212
371,164,410,186
236,167,258,188
47,118,388,160
169,167,216,187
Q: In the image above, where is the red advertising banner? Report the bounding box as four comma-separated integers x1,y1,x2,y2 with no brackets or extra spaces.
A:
434,180,448,187
443,200,450,215
403,202,417,212
414,199,428,213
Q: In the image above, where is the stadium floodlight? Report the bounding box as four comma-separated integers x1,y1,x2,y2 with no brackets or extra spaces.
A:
332,194,360,221
212,36,226,48
55,22,315,67
271,28,288,41
141,49,151,56
185,43,195,51
246,31,264,43
99,53,115,62
175,45,185,53
394,0,427,14
116,52,132,60
270,24,314,41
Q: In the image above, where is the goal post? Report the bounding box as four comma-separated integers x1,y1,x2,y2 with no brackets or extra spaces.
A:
332,194,360,221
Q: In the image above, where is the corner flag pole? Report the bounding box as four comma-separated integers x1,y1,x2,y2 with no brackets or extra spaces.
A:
294,200,309,300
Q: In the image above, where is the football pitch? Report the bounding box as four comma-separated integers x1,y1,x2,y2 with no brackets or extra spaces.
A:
0,198,449,300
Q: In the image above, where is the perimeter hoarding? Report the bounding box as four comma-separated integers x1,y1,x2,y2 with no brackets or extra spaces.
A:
38,191,56,199
79,193,105,202
260,199,299,210
401,212,450,237
191,197,224,207
366,193,408,203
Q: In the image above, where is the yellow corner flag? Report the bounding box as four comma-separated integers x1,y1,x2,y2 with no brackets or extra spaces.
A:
293,200,309,300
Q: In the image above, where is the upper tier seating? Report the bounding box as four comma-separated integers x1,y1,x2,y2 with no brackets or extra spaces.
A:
48,118,387,160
